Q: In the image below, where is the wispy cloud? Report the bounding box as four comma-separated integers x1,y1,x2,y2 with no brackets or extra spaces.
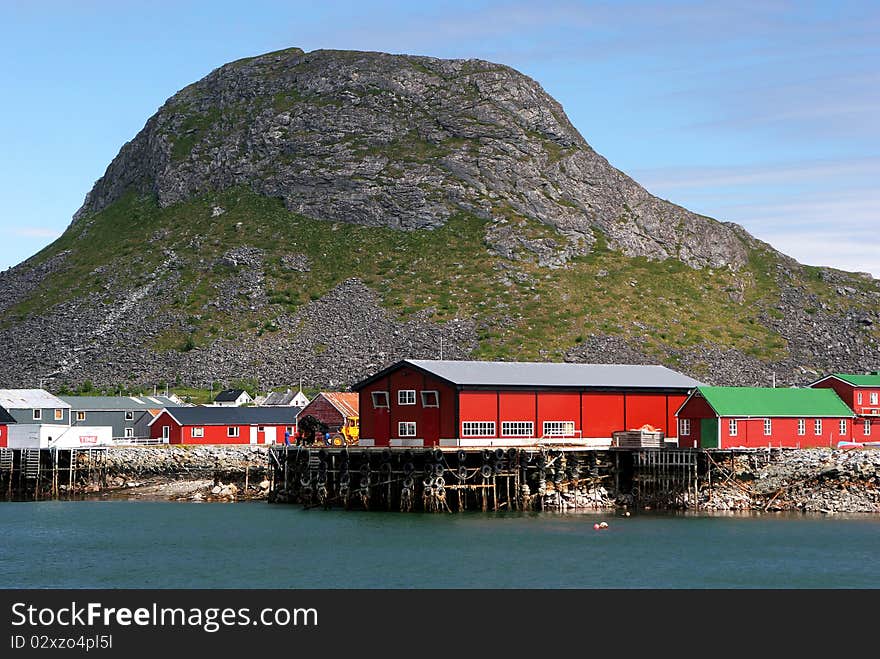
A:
632,157,880,191
9,227,62,239
632,156,880,276
759,232,880,278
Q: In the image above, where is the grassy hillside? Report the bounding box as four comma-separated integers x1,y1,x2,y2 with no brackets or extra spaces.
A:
7,187,876,374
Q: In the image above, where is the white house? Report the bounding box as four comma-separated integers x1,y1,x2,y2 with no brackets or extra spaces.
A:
212,389,254,407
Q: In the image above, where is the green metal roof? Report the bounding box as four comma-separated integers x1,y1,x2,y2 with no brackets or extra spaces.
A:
830,373,880,386
696,386,853,417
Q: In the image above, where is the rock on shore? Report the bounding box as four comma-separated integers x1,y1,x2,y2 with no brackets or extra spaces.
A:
99,445,270,502
702,448,880,513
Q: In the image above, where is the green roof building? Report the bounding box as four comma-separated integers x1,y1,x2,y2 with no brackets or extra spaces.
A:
676,386,854,449
810,372,880,442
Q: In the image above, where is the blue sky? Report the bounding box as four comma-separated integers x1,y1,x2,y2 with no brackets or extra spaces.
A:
0,1,877,275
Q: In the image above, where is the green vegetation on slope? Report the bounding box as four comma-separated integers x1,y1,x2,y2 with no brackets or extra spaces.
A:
9,186,867,363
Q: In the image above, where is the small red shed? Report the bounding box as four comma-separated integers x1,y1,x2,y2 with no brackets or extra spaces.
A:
148,406,301,445
676,386,854,449
297,392,358,437
809,373,880,442
0,407,14,447
353,359,700,448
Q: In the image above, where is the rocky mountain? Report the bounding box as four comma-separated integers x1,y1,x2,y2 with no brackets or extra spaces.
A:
1,47,878,391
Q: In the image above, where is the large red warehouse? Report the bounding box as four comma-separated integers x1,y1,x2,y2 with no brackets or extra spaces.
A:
353,359,700,448
809,373,880,442
149,406,301,445
677,386,854,449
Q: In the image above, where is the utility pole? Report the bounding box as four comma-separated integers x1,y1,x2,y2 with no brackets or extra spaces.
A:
440,337,444,360
772,372,776,388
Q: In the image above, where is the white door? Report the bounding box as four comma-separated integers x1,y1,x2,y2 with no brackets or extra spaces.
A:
162,426,170,443
249,426,258,444
264,427,276,445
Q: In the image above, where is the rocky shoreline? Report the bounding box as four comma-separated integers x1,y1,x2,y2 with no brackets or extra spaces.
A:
81,445,880,513
94,445,271,502
699,447,880,514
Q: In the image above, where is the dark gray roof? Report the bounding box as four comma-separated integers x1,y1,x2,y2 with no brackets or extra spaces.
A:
264,390,296,406
60,395,179,411
404,360,702,389
157,406,301,426
0,407,15,423
214,389,249,402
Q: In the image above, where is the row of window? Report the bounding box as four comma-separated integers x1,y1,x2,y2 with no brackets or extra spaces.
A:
183,426,297,438
857,392,879,406
679,419,869,436
32,409,137,421
461,421,576,438
371,390,439,409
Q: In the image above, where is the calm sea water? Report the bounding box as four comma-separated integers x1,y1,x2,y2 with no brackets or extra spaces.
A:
1,501,878,588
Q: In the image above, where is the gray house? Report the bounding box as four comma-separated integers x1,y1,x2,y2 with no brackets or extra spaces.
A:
61,395,179,441
0,389,71,425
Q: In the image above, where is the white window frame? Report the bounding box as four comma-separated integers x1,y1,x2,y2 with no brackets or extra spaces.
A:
124,411,134,421
76,411,86,422
839,419,847,435
814,419,822,435
864,420,871,436
798,419,806,436
679,419,691,436
54,409,64,421
227,426,240,438
371,391,389,409
124,427,134,439
397,390,416,405
162,426,170,440
857,392,863,405
502,421,534,437
398,421,417,437
872,392,878,406
543,421,576,436
462,421,496,437
192,427,204,438
763,419,772,436
421,390,439,408
728,419,738,437
33,409,42,421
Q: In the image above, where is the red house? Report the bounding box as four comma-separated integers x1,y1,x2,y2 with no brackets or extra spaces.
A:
0,407,13,447
297,392,359,443
676,386,854,449
148,406,301,445
352,360,700,447
809,373,880,442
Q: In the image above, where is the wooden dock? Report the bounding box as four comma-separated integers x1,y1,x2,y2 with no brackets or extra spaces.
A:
0,447,109,501
266,446,709,512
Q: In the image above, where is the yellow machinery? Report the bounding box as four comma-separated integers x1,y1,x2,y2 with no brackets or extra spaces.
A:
330,416,359,446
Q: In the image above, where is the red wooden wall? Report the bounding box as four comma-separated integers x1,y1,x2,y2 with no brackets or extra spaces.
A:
457,390,684,440
298,395,344,431
358,367,456,446
717,416,851,448
148,412,293,445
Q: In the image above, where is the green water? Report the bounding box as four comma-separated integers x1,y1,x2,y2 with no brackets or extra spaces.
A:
1,501,878,588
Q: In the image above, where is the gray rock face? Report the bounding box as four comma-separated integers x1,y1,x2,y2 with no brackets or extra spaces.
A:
1,47,877,391
0,251,70,315
74,48,750,270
